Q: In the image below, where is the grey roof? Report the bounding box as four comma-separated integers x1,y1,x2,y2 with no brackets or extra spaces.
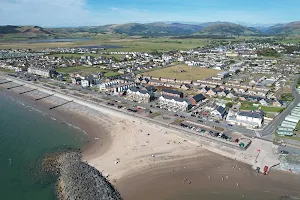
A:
162,88,184,97
192,94,206,102
216,106,226,115
238,111,263,119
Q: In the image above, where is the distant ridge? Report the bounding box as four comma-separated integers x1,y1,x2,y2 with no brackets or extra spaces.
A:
0,25,52,35
1,21,300,38
265,21,300,35
197,22,261,36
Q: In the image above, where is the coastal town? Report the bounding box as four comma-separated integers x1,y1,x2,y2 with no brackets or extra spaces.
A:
1,40,300,176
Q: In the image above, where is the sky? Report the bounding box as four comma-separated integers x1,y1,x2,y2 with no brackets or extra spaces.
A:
0,0,300,27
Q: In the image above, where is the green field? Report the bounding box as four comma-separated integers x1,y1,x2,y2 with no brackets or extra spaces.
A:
49,53,125,60
0,68,13,73
261,106,285,113
103,38,209,52
55,66,120,77
240,102,284,113
104,71,120,77
240,102,257,111
0,36,209,52
143,64,221,80
50,53,95,58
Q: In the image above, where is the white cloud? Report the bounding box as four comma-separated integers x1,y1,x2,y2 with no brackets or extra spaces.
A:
0,0,103,26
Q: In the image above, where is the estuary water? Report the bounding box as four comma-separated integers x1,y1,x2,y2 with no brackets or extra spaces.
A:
0,91,89,200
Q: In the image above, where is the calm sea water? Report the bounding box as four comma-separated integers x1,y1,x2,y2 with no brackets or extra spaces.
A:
0,91,89,200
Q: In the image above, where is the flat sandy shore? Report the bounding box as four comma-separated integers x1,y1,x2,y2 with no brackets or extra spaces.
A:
2,82,300,200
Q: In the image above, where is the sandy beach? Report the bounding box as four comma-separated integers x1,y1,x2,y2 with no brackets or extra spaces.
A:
2,80,300,199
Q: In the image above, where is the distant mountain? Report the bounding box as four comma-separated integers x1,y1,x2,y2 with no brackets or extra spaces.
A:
0,25,52,35
265,21,300,35
197,22,261,36
105,22,203,36
1,21,300,39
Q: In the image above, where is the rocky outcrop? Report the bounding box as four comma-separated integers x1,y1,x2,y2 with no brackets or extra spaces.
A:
44,152,123,200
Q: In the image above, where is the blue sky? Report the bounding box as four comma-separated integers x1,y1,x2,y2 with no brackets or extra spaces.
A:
0,0,299,27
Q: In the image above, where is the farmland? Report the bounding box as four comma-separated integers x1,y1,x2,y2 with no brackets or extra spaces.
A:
143,64,221,80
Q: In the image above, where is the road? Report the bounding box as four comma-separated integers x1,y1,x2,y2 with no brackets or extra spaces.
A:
37,75,300,139
260,75,300,136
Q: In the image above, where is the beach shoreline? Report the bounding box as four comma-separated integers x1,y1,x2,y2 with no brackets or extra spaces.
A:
2,78,300,199
1,88,112,160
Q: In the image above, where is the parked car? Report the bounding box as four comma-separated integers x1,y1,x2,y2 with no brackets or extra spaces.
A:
217,133,223,138
228,124,233,127
221,134,229,140
212,132,219,137
280,150,289,155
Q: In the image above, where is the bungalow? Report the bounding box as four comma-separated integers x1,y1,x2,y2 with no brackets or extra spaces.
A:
207,88,220,97
273,100,284,107
259,99,269,106
199,86,210,94
226,92,236,99
211,106,227,119
218,90,230,97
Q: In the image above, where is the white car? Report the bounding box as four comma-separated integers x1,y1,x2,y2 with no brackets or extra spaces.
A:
217,133,224,138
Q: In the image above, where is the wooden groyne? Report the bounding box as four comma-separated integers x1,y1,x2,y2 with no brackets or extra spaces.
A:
7,84,24,90
19,88,37,94
35,94,54,101
49,100,73,110
0,80,12,84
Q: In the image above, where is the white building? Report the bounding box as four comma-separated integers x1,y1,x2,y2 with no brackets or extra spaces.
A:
211,106,226,119
28,67,54,78
126,88,153,103
158,96,191,112
81,79,89,87
236,111,264,128
99,80,120,91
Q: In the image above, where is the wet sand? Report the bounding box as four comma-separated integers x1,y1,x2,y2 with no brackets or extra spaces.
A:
116,152,300,200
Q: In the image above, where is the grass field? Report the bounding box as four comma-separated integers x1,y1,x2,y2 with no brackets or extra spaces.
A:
0,68,13,73
55,66,120,77
103,38,209,52
50,53,125,60
0,36,209,52
240,101,284,113
261,106,285,113
143,64,221,80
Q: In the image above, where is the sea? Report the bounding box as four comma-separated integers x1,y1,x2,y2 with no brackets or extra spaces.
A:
0,91,89,200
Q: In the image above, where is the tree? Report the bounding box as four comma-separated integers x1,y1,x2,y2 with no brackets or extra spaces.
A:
226,102,233,109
